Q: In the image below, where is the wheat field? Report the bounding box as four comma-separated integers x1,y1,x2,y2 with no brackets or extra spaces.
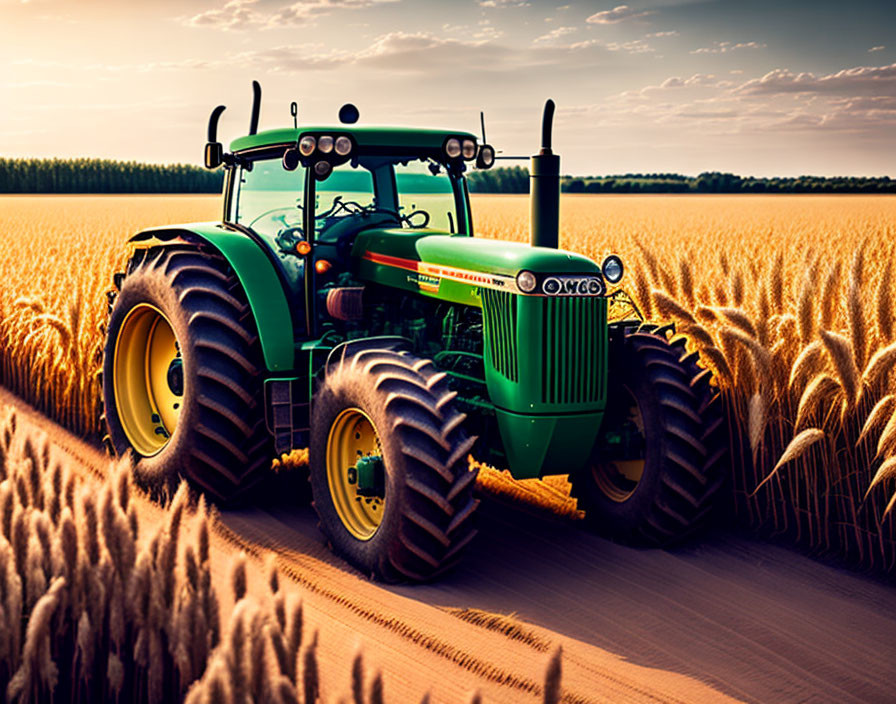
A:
0,194,895,570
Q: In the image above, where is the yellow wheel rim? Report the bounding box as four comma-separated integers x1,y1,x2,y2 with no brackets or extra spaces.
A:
113,304,183,457
326,408,385,541
592,386,646,503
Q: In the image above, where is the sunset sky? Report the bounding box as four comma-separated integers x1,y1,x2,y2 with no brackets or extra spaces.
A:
2,0,894,177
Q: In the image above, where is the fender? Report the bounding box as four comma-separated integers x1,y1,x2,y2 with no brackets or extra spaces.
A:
129,222,295,372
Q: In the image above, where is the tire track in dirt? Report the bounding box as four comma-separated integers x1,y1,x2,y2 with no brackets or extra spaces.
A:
442,608,553,653
213,510,690,704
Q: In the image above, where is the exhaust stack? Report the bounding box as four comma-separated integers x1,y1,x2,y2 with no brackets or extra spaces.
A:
249,80,261,135
530,99,560,249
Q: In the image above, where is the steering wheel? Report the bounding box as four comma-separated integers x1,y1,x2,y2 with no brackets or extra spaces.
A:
248,204,304,230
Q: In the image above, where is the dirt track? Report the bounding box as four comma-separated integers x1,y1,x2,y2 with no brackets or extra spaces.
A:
5,386,896,704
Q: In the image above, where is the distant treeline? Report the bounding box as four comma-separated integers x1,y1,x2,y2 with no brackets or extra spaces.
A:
465,166,531,193
468,168,896,194
0,158,223,193
1,158,893,194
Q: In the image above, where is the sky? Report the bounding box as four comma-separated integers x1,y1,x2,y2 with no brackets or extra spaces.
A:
1,0,894,177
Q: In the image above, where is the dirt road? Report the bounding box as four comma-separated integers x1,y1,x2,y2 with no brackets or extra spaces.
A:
6,386,895,703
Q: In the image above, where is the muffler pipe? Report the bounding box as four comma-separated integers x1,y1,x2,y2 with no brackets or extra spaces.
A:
249,80,261,135
530,99,560,249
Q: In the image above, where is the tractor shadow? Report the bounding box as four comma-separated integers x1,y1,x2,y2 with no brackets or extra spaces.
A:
385,495,896,704
240,470,896,704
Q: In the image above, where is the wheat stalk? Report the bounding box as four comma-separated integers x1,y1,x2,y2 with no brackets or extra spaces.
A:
795,374,841,430
652,290,696,324
789,341,826,393
848,245,867,369
820,331,859,408
876,256,893,342
876,408,896,460
753,428,825,494
862,341,896,392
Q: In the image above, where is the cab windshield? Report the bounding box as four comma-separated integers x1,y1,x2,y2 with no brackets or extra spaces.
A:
314,157,460,242
230,155,464,244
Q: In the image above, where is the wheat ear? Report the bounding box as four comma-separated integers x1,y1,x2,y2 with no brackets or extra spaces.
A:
753,429,825,494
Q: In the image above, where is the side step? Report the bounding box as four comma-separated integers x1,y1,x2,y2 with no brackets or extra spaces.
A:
264,378,309,454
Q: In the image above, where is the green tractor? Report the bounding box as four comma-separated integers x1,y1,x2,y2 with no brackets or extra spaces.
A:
101,82,725,582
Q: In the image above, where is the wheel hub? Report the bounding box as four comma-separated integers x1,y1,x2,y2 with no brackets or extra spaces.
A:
113,304,183,456
591,385,646,503
350,455,385,497
166,357,184,397
326,408,386,541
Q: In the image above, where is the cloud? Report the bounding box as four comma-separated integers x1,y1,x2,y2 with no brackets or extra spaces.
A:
586,5,651,25
546,36,651,54
478,0,529,6
604,39,653,54
674,108,739,120
659,73,718,88
596,60,896,144
185,0,397,30
187,0,256,29
736,62,896,97
473,24,504,40
217,32,526,75
646,31,678,38
828,95,896,111
691,41,766,55
533,26,577,44
869,46,885,53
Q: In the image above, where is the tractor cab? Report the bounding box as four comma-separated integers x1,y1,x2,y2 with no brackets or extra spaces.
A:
225,126,484,244
223,125,487,334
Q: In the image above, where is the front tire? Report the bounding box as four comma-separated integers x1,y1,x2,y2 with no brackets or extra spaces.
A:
570,324,726,546
309,345,478,582
102,246,272,503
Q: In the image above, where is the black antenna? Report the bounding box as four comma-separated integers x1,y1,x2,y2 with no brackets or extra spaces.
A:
480,111,487,144
290,101,298,129
249,80,261,135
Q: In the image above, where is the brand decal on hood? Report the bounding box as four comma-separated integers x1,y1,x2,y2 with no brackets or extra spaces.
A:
542,275,604,297
361,251,605,298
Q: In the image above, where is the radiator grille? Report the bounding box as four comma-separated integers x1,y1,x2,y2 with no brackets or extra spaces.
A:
481,289,518,382
541,296,606,404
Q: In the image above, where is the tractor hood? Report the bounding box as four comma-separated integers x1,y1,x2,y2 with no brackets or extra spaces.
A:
352,229,602,307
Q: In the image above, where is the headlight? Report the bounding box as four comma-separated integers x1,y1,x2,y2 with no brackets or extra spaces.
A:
334,136,352,156
317,135,334,154
445,138,461,158
477,145,495,169
602,255,624,283
298,135,316,156
313,161,332,180
516,270,537,293
462,139,477,160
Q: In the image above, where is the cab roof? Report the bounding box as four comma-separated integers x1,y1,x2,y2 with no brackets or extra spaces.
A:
230,126,478,154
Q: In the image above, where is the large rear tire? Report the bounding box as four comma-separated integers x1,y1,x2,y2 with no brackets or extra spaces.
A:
570,324,726,546
309,345,478,582
101,246,272,504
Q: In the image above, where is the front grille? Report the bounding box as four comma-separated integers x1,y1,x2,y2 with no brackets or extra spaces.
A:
481,289,518,382
541,296,606,404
